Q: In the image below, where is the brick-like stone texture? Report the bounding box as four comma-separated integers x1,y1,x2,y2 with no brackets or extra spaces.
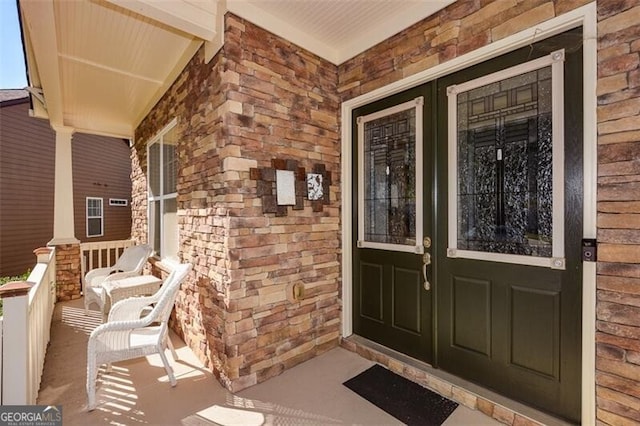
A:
338,0,594,99
336,1,639,423
341,338,545,426
129,0,640,422
54,243,81,301
133,14,340,392
595,0,640,423
133,36,235,381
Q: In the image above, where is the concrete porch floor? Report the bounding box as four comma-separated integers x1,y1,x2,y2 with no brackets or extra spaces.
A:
37,299,501,425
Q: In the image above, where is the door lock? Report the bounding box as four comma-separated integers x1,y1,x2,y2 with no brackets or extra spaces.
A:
423,236,432,249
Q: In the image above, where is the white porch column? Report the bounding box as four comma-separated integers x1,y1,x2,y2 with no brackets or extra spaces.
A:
49,126,79,245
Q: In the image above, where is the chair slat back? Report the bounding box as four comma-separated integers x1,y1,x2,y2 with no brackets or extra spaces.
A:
114,244,153,272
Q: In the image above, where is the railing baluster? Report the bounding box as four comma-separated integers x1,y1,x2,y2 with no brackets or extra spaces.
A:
89,248,94,272
0,247,56,405
1,240,133,405
80,239,135,275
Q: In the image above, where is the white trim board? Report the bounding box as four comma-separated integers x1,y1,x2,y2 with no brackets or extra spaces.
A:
340,3,597,424
446,51,566,270
357,97,425,255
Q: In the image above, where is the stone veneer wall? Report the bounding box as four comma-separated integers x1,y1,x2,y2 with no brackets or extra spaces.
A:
593,2,640,425
336,0,640,424
130,0,640,422
54,243,81,301
132,15,340,391
133,46,229,381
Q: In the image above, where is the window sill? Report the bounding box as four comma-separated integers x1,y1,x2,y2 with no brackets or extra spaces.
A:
148,256,177,275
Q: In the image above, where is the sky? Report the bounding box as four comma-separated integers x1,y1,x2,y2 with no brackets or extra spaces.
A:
0,0,28,89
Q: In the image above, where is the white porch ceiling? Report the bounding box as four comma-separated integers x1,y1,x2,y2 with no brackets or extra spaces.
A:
227,0,454,65
19,0,454,139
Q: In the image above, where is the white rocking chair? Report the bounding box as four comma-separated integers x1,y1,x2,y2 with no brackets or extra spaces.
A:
86,262,192,410
83,244,153,315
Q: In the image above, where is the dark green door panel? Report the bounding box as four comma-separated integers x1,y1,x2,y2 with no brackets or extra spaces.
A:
510,285,560,378
359,262,384,322
451,275,492,356
353,84,434,364
354,249,432,361
435,28,583,423
392,267,423,334
352,27,583,424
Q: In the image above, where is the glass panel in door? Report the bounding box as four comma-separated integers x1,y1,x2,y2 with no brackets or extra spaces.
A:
456,67,553,257
436,30,583,423
353,85,433,363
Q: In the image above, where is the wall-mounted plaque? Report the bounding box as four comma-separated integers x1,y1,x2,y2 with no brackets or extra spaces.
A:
307,173,323,201
250,159,331,215
276,169,296,205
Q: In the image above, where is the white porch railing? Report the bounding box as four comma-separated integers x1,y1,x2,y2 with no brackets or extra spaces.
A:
0,247,56,404
80,239,135,278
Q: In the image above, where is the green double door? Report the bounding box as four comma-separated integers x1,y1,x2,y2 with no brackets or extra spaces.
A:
353,30,583,423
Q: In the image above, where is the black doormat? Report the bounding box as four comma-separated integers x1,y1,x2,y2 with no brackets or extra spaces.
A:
343,365,458,426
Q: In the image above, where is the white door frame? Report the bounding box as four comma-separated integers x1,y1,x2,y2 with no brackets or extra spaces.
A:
340,3,597,424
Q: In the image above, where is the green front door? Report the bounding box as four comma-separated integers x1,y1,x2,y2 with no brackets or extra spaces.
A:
352,29,583,423
352,84,434,363
435,31,583,423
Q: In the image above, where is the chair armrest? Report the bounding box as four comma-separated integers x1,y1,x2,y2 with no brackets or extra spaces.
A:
85,267,115,286
88,318,149,353
91,302,157,349
101,270,140,284
108,295,157,322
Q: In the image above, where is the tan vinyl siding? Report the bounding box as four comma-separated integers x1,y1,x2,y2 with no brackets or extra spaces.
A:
0,97,132,276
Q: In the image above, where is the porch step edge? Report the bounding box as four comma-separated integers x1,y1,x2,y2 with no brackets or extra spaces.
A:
341,335,576,426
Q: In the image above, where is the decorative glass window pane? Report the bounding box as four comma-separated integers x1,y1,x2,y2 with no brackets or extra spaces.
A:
456,67,553,258
446,48,572,271
358,97,423,252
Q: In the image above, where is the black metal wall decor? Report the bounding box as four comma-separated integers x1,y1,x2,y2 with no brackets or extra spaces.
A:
250,159,331,216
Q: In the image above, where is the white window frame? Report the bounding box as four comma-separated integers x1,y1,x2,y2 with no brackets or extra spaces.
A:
357,97,424,254
147,118,179,262
86,197,104,238
446,50,566,269
109,198,128,206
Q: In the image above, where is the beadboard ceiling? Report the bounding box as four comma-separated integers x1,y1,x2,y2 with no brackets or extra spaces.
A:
227,0,455,65
19,0,453,139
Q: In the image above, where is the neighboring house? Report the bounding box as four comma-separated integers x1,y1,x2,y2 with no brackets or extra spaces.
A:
0,90,132,276
17,1,640,425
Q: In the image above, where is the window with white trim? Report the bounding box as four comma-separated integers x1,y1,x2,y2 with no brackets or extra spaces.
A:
86,197,104,237
357,97,424,254
109,198,128,206
446,50,566,269
148,119,179,262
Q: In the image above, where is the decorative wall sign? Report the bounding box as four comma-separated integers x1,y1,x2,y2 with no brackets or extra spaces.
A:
250,159,331,216
276,170,296,205
307,173,323,201
309,163,331,212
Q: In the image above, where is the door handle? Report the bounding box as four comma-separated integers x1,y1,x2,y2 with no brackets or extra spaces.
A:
423,252,431,291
